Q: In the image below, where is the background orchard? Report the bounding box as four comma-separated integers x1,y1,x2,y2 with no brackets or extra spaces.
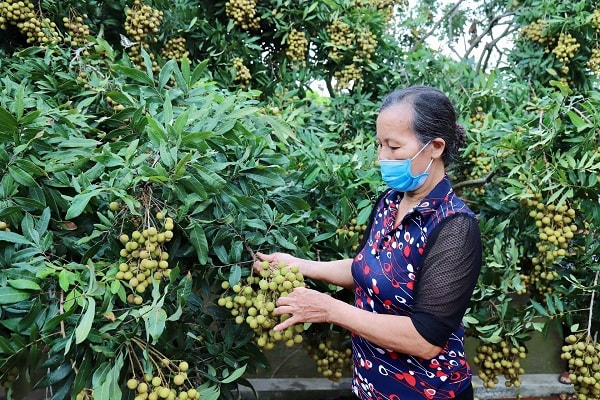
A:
0,0,599,399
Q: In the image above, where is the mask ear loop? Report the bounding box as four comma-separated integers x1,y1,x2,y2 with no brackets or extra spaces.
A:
410,140,432,161
422,158,434,174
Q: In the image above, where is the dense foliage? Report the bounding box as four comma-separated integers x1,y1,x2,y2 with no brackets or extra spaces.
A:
0,0,599,399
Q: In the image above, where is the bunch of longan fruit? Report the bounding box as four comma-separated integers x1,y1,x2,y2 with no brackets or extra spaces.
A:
473,341,527,388
75,388,94,400
218,261,306,349
0,220,10,232
124,0,163,71
520,193,578,295
285,28,308,66
0,0,61,45
0,366,18,393
225,0,260,30
161,36,189,62
232,57,252,86
552,33,580,64
113,205,174,305
305,334,352,382
125,359,199,400
561,333,600,399
336,218,367,251
62,12,91,48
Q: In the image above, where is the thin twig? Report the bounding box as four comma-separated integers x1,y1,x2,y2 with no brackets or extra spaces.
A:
587,271,599,338
410,0,466,52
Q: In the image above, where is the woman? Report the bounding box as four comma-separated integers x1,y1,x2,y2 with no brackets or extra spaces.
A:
256,85,482,400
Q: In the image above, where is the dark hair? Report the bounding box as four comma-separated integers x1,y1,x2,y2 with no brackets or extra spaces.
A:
379,85,466,165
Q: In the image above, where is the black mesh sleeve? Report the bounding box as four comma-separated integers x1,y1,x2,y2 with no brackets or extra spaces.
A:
410,213,482,347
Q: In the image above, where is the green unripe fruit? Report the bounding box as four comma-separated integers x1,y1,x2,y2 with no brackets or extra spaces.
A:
127,378,139,390
109,201,120,211
137,382,149,393
179,361,189,372
158,386,170,398
173,374,185,386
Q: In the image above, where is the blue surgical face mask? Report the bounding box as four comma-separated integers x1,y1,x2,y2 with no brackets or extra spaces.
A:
379,141,433,192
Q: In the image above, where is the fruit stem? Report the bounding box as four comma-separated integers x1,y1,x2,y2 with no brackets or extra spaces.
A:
587,270,599,339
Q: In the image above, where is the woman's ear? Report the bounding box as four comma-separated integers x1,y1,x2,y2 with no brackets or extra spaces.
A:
431,138,446,159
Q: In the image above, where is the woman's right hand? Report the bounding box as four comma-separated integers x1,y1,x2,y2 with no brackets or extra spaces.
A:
253,251,302,273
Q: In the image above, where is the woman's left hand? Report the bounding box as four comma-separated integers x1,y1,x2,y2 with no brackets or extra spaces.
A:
272,287,332,331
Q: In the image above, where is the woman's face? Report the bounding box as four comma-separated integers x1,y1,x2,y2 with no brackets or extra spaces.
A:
376,103,432,173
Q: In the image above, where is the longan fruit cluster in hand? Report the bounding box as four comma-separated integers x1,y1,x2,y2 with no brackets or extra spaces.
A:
561,333,600,399
474,341,527,389
116,211,175,305
305,335,352,382
125,360,199,400
218,261,306,349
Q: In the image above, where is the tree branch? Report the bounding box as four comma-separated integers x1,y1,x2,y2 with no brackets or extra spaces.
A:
410,0,466,53
453,171,494,190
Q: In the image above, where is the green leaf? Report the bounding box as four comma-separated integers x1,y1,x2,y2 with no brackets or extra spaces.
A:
75,297,96,344
8,164,39,187
113,65,154,85
146,116,168,144
158,59,176,89
14,84,25,120
58,270,70,291
7,279,41,291
34,362,72,387
567,110,590,132
529,299,549,317
140,305,167,344
221,365,247,383
0,230,33,245
244,168,285,187
228,265,242,287
189,224,208,264
73,350,94,396
65,189,101,220
0,287,31,305
0,106,18,138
